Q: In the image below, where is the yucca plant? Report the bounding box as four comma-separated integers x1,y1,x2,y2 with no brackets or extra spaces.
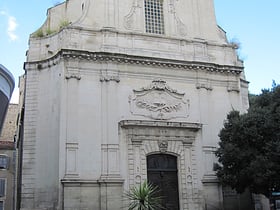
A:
125,180,165,210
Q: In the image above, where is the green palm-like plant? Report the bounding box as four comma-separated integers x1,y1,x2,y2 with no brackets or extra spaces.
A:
125,180,165,210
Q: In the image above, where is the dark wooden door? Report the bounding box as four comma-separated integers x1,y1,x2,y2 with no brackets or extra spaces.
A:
147,154,180,210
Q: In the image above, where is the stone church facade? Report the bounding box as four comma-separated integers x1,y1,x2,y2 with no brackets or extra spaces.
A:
21,0,249,209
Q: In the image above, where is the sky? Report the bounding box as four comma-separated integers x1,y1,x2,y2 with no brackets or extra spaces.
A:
0,0,279,103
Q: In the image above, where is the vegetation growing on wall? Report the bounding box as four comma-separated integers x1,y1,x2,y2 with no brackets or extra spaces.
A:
32,19,70,38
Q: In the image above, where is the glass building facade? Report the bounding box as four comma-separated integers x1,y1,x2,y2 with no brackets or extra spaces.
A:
0,64,14,135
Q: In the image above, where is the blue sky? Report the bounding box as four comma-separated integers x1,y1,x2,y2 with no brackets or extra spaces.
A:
0,0,279,103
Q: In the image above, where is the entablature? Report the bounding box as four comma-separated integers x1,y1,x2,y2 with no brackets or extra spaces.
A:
24,49,243,75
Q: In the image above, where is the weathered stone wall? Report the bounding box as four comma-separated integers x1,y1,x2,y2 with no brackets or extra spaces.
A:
0,103,18,141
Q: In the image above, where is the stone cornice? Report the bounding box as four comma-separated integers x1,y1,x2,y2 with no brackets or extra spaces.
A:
119,120,202,130
24,49,243,75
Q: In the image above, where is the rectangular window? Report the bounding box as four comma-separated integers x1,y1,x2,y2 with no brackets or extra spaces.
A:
276,200,280,209
0,179,5,197
0,156,9,169
0,201,3,210
144,0,164,34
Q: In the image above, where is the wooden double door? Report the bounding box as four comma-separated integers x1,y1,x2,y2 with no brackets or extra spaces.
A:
147,154,180,210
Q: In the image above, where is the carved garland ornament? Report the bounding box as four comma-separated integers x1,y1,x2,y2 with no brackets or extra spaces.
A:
129,79,190,120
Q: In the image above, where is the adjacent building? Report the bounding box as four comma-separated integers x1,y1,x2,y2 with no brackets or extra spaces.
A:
0,64,15,135
20,0,249,209
0,65,16,210
0,104,18,210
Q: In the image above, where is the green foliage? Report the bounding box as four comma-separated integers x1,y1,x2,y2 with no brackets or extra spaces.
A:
215,85,280,197
32,27,57,38
125,180,165,210
33,29,44,38
59,20,70,30
45,28,57,36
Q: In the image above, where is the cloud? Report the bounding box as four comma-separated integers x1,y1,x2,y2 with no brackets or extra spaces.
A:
0,10,18,41
7,16,18,41
0,10,7,15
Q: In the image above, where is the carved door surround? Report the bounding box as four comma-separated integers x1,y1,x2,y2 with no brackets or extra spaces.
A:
120,120,202,210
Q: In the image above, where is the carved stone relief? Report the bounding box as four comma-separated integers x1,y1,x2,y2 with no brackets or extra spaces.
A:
168,0,188,36
124,0,187,36
158,140,168,153
124,0,142,30
129,79,190,120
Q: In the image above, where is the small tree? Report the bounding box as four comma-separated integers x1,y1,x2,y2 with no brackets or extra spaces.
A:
215,84,280,197
125,180,165,210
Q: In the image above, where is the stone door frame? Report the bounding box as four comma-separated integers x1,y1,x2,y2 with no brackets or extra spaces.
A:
120,120,202,210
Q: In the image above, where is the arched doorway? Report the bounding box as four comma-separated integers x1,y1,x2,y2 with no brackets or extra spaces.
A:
147,154,180,210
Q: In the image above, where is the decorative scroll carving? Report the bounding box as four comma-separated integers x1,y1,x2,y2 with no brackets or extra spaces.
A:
124,0,141,30
134,79,180,93
129,79,190,120
168,0,188,36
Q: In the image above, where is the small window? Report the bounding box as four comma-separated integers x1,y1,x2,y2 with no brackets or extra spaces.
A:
276,200,280,209
144,0,164,34
0,156,9,169
0,179,5,197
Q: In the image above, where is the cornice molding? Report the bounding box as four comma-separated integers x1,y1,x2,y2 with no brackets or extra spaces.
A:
24,49,243,75
119,120,202,130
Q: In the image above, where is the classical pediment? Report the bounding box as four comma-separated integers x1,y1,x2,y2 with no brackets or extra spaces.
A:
129,79,189,120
